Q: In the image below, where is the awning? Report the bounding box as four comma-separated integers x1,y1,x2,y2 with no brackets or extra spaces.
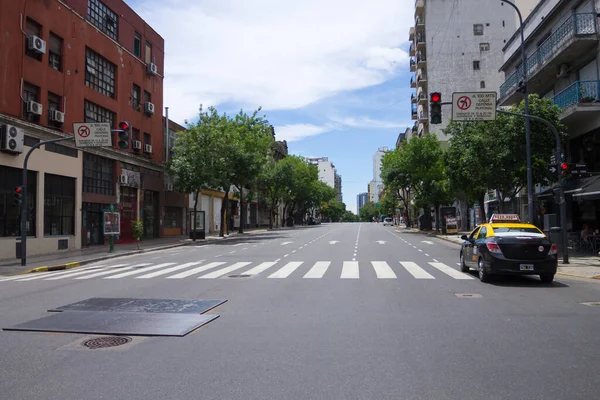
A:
537,175,600,200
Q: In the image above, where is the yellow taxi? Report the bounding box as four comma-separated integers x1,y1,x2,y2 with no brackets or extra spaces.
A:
459,214,558,283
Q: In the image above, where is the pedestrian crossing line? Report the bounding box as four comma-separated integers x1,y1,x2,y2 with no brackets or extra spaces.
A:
136,261,205,279
429,262,474,280
243,262,278,276
44,264,129,280
3,265,105,282
303,261,330,279
75,264,150,280
199,262,252,279
341,261,359,279
400,262,435,279
371,262,397,279
103,263,176,279
166,262,226,279
268,262,303,279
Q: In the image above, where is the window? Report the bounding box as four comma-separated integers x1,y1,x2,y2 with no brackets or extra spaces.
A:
44,173,75,236
134,32,142,57
22,82,40,123
47,92,61,127
143,132,151,146
479,43,490,51
84,100,115,127
132,84,141,111
85,47,116,98
480,81,486,89
48,32,63,71
87,0,118,41
45,142,78,158
132,128,141,144
164,207,183,229
25,18,42,61
143,90,151,104
0,166,37,237
473,24,484,35
502,20,505,27
83,153,114,195
145,41,152,64
24,136,40,147
477,226,487,239
473,60,480,70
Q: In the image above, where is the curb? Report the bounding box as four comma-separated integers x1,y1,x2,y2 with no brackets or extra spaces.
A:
556,271,600,280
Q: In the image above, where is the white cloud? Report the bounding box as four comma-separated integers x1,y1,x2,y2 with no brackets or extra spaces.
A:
330,116,410,129
134,0,414,123
275,124,335,142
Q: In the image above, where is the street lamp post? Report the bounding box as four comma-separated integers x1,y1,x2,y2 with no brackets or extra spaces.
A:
502,0,534,224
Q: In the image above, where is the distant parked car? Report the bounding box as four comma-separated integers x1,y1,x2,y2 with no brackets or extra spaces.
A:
382,217,393,226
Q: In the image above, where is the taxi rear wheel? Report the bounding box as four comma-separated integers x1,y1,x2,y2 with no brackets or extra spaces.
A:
539,274,554,284
459,252,469,272
478,258,491,283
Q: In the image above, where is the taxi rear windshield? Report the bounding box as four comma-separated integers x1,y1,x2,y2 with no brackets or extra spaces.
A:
493,227,541,234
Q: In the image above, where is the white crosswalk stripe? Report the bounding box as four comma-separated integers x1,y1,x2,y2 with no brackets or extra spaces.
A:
0,260,475,282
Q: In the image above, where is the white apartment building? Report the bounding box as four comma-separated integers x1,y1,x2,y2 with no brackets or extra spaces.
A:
498,0,600,232
409,0,535,141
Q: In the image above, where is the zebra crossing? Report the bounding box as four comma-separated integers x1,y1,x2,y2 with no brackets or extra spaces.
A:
0,260,475,283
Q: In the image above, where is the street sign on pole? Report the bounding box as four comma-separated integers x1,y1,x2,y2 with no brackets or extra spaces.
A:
73,122,112,148
451,92,497,121
548,164,557,174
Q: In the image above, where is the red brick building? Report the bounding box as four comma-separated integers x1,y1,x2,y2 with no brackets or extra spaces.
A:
0,0,184,259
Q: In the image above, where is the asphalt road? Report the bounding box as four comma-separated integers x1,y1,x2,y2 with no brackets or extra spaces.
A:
1,222,600,400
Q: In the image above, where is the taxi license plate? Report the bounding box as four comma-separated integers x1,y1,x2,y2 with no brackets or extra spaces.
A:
520,264,534,271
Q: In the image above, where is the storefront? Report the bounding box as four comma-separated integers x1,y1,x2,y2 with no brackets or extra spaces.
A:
142,190,159,239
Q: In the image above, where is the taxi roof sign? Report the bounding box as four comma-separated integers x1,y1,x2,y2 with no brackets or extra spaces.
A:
489,214,521,223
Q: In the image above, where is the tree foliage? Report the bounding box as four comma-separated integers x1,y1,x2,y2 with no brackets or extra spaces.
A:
359,202,380,222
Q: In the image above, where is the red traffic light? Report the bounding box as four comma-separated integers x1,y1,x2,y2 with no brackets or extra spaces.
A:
561,163,568,170
15,186,22,194
431,92,441,103
118,121,130,131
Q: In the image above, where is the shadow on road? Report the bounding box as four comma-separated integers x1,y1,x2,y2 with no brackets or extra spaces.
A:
466,271,570,288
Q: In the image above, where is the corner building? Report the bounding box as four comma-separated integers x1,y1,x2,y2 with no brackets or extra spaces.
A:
0,0,165,259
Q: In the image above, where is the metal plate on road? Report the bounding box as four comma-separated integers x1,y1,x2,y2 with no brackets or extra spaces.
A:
451,92,497,121
4,311,219,337
73,122,112,148
48,298,227,314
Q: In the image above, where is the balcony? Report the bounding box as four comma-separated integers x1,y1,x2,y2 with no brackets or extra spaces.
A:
416,69,427,88
409,27,415,42
416,30,426,50
416,51,426,68
418,109,428,123
410,57,416,72
410,76,416,88
499,13,598,105
411,93,417,103
415,0,424,15
411,104,418,120
552,80,600,124
417,91,427,105
415,15,424,28
409,43,415,56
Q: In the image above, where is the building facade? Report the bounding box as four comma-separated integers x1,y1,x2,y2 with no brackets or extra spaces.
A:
334,173,342,203
0,0,167,260
498,0,600,231
371,147,388,203
408,0,524,140
357,192,368,214
306,157,338,188
368,181,376,203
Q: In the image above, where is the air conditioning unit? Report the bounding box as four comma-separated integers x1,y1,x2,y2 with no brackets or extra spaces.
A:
147,62,158,76
27,35,46,54
144,144,152,153
118,174,128,184
50,109,65,123
0,124,25,154
132,140,142,150
27,101,43,116
144,102,155,115
164,183,174,191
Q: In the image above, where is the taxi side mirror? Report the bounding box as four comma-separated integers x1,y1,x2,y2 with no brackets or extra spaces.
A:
460,235,468,240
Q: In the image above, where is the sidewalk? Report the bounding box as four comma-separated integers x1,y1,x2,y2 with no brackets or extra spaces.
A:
0,227,271,277
399,226,600,280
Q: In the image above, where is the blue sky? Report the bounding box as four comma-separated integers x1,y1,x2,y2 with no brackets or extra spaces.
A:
130,0,415,213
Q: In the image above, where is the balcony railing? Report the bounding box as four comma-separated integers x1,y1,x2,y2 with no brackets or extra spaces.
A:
410,58,416,71
415,15,424,26
416,30,426,44
416,51,426,65
411,93,416,103
552,80,600,110
410,77,416,87
500,13,597,99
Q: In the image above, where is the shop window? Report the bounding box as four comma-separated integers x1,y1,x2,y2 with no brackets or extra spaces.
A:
44,174,75,236
83,153,114,195
0,166,37,237
164,207,183,229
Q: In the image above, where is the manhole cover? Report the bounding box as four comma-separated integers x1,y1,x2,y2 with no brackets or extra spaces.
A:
228,274,251,278
455,293,482,298
82,336,132,349
580,302,600,307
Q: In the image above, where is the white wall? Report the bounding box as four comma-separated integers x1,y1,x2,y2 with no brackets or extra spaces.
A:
317,160,335,188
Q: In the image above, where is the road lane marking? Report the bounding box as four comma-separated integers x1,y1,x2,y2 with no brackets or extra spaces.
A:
341,261,359,279
103,263,175,279
400,262,435,279
418,249,423,252
45,264,130,280
136,261,205,279
6,265,107,282
432,258,439,262
243,262,278,276
429,262,474,280
199,262,252,279
371,261,397,279
167,262,226,279
74,264,149,280
303,262,330,278
268,262,303,278
425,253,429,256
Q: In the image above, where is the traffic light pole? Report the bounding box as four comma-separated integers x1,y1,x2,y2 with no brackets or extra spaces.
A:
20,136,74,266
497,110,568,264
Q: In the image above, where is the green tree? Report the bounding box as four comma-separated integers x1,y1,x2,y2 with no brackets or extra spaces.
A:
257,157,294,229
321,200,345,222
341,210,358,222
359,202,379,222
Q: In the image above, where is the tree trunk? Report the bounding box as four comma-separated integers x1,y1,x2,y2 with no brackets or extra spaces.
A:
268,200,275,230
219,188,229,237
478,194,486,226
192,189,199,241
237,186,244,234
282,203,288,227
459,199,468,232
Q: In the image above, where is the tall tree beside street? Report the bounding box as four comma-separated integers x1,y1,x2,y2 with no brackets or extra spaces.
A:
257,157,293,229
358,202,379,222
